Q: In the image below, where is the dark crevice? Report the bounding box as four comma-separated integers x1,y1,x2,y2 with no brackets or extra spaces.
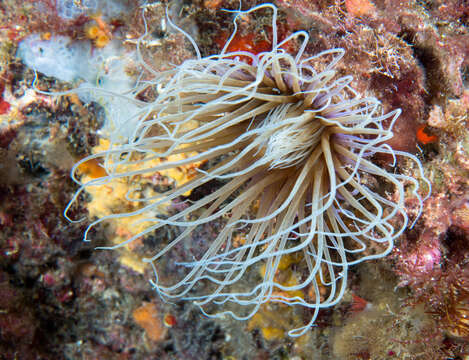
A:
398,30,446,103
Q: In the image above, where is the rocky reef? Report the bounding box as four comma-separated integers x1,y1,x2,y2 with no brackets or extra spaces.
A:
0,0,467,359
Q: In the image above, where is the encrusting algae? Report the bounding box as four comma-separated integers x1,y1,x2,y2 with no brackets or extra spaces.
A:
76,137,202,273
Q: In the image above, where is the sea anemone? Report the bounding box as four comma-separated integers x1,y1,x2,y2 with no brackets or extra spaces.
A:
66,3,429,336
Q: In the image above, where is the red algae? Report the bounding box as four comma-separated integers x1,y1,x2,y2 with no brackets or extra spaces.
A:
214,30,271,64
0,82,11,115
214,19,295,64
0,99,10,115
416,125,438,145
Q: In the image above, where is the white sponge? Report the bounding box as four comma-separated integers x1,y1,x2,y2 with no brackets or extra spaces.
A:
56,0,128,20
17,35,91,82
17,34,140,143
57,0,98,19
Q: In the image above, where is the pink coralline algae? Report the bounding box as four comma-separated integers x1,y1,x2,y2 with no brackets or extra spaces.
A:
395,194,453,288
394,190,469,343
395,230,442,288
